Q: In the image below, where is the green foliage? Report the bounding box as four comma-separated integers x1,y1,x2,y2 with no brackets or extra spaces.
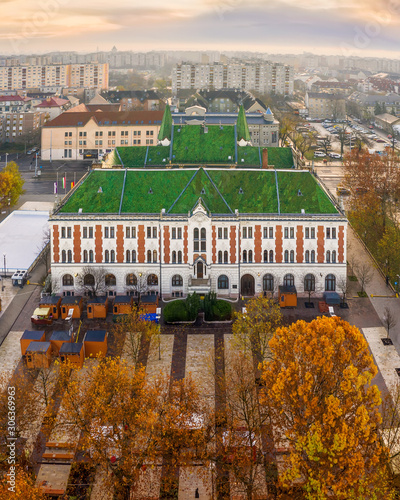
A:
237,104,251,142
209,300,232,321
158,104,172,141
0,161,25,209
357,291,368,297
163,300,189,322
185,292,200,320
237,146,261,166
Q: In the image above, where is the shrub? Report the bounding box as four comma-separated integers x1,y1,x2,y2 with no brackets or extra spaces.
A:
163,300,189,323
185,292,201,320
205,299,232,321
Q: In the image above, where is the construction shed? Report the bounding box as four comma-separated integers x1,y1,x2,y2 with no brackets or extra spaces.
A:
50,330,72,355
20,330,45,356
39,296,62,319
279,285,297,308
59,342,84,369
84,330,108,359
61,296,84,319
26,341,52,369
113,295,133,316
87,296,109,319
140,294,159,314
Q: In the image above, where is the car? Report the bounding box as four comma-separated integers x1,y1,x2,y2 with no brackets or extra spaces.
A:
369,125,374,129
329,153,342,159
355,187,368,194
384,143,392,148
26,149,34,155
375,138,385,143
314,152,326,157
336,186,351,196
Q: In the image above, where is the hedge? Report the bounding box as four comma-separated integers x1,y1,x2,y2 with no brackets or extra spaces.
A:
163,300,189,323
205,300,232,321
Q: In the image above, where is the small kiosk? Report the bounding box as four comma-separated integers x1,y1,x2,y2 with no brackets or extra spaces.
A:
59,342,84,369
21,330,45,356
140,295,159,314
61,296,84,320
39,296,62,320
87,296,109,319
84,330,108,359
278,285,297,308
50,330,72,355
31,307,53,326
113,295,133,316
26,341,52,369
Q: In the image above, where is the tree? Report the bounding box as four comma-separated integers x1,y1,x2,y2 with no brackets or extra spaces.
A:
336,275,349,306
233,296,282,364
126,272,150,304
336,124,349,156
0,466,46,499
319,135,332,155
261,316,393,499
0,161,25,210
75,266,109,297
293,131,315,158
279,115,296,146
377,226,400,285
383,307,397,338
375,102,382,115
356,262,373,295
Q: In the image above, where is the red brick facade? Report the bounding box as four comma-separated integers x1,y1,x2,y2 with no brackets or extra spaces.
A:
95,225,102,263
212,226,217,264
317,226,325,263
183,226,188,264
254,225,262,263
164,226,170,264
116,225,124,263
338,225,345,263
230,226,236,264
73,225,81,263
137,225,145,263
53,225,60,263
296,226,303,263
275,225,283,263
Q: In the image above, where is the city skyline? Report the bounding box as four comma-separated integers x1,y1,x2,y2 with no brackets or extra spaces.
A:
2,0,400,58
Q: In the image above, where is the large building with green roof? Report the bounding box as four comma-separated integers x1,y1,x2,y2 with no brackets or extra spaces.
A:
50,159,347,298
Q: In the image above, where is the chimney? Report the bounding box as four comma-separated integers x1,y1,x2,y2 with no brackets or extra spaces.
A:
262,148,270,168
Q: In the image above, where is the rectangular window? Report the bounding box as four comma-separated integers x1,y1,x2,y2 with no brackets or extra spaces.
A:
332,228,336,239
178,227,182,239
224,228,228,239
326,228,331,239
104,227,109,238
67,227,71,238
290,228,294,239
153,227,157,239
147,227,151,238
248,227,253,238
311,228,315,239
89,227,93,238
172,228,176,239
305,227,309,239
126,227,130,238
218,228,222,239
269,227,273,238
263,227,268,239
110,227,115,238
61,227,65,238
284,227,289,239
243,227,247,239
132,227,136,238
83,227,87,238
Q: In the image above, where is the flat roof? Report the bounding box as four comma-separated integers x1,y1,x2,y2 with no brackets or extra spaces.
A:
0,211,49,272
61,296,82,304
40,296,61,305
114,295,132,303
87,296,108,304
50,331,70,341
84,330,107,342
59,342,83,354
26,341,51,353
22,330,45,340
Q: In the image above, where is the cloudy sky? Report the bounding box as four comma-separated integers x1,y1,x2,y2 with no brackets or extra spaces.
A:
2,0,400,57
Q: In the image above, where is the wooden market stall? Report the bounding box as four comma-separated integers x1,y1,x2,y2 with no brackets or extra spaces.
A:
278,285,297,308
60,296,84,320
83,330,108,359
140,294,159,314
25,341,52,369
39,296,62,320
20,330,45,356
59,342,84,369
87,296,109,319
113,295,133,316
50,330,72,355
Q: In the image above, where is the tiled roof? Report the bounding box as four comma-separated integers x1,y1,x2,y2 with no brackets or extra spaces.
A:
44,110,164,128
0,95,28,102
36,97,69,108
102,90,162,103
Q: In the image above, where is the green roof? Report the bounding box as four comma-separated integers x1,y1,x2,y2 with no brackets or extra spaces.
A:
157,104,172,142
59,168,338,216
237,105,251,142
267,147,294,169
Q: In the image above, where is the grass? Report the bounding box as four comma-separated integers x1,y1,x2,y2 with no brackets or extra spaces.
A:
115,147,148,167
348,275,358,281
172,124,235,164
357,291,368,297
267,147,294,169
237,146,261,166
146,146,171,166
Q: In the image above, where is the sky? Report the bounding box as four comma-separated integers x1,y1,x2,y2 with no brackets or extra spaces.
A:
2,0,400,58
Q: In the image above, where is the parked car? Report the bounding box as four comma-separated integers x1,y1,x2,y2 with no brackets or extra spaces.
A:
314,151,326,157
336,186,351,196
329,153,342,159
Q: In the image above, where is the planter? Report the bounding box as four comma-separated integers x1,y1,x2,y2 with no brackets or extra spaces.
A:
305,302,315,308
340,303,349,309
381,338,393,346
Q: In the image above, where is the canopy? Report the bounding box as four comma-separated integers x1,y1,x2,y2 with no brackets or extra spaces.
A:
323,292,341,305
32,307,50,316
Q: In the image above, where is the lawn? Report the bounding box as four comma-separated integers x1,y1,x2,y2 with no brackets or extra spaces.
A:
237,146,261,166
115,147,148,167
266,147,294,169
145,146,171,166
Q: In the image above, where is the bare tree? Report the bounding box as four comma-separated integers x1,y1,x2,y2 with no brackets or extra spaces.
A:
383,307,397,338
337,275,349,306
36,228,51,271
355,262,373,295
319,135,333,156
75,266,109,297
336,125,350,156
126,272,151,304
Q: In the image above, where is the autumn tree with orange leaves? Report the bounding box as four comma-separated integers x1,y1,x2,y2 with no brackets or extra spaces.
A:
0,466,45,499
261,316,393,499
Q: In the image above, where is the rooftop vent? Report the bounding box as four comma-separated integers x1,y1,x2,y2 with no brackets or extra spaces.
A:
201,188,206,194
239,187,244,194
97,187,103,193
78,208,82,214
148,188,153,194
298,190,303,196
301,208,305,214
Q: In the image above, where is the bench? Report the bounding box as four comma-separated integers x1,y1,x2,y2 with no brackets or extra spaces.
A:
42,452,75,460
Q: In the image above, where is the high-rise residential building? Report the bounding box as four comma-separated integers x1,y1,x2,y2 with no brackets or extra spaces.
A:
0,63,109,92
172,62,294,95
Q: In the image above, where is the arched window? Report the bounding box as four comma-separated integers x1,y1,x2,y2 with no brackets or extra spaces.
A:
89,250,94,263
62,274,73,286
332,250,337,263
83,250,88,263
193,228,199,252
263,274,274,291
305,250,310,263
84,274,95,286
224,251,228,264
105,274,116,287
178,251,182,264
325,274,336,291
153,250,157,263
269,250,274,263
172,251,176,264
67,250,72,263
284,274,294,287
200,228,206,252
311,250,315,263
172,274,183,287
284,250,289,263
304,274,315,292
132,250,136,263
218,251,222,264
62,250,66,263
126,250,130,263
326,250,331,263
126,273,137,286
201,228,206,240
290,250,294,263
264,250,268,263
194,228,199,240
218,275,229,289
147,250,151,263
105,250,109,262
248,250,253,263
147,274,158,286
110,250,115,263
243,250,247,263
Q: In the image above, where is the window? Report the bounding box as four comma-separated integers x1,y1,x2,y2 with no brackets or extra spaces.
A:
326,250,331,263
304,274,315,292
325,274,336,291
172,251,176,263
110,227,115,239
311,250,315,263
201,228,206,252
105,250,109,262
243,227,247,239
248,228,253,238
264,250,268,262
172,275,183,287
126,274,137,286
147,274,158,286
311,228,315,239
218,251,222,264
263,274,274,291
89,227,93,238
290,250,294,263
67,250,72,263
61,227,66,238
153,250,157,263
305,250,310,263
62,274,73,286
332,250,337,263
284,274,295,287
84,274,95,286
224,228,228,239
284,250,289,263
218,228,222,239
224,251,228,264
326,228,331,239
105,274,116,286
126,250,130,263
147,250,151,263
178,251,182,264
132,250,136,262
194,228,199,252
132,227,136,238
332,228,336,239
305,228,309,239
218,275,229,289
89,250,94,262
290,228,294,239
269,227,273,239
62,250,66,262
178,228,182,239
263,227,268,239
67,227,71,238
83,227,87,238
105,227,109,238
284,227,289,239
172,228,176,239
126,227,130,238
83,250,88,262
153,227,157,239
269,250,274,263
147,227,151,238
248,250,253,263
243,250,247,263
